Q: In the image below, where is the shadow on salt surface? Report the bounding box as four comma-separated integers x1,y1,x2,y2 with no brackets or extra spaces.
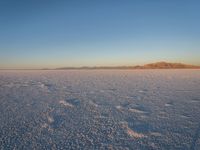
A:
45,111,66,129
125,95,142,101
121,118,163,139
66,98,80,106
120,101,132,108
180,114,191,119
116,102,151,116
190,123,200,150
165,101,174,107
59,100,74,108
88,100,99,107
138,89,148,93
59,98,80,107
149,132,162,137
191,98,200,103
126,117,153,134
130,105,150,114
129,108,147,114
37,82,57,92
3,83,16,88
120,121,146,138
4,81,30,88
51,115,65,129
101,112,109,118
106,88,117,92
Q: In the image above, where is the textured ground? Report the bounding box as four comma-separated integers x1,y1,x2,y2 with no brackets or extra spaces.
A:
0,70,200,150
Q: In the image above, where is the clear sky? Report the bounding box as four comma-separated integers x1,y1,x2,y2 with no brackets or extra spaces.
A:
0,0,200,68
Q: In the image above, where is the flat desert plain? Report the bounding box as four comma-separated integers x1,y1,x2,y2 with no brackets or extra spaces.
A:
0,70,200,149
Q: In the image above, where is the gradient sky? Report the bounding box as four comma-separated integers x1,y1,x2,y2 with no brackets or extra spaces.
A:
0,0,200,68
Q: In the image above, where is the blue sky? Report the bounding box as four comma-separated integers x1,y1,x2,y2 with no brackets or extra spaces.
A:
0,0,200,68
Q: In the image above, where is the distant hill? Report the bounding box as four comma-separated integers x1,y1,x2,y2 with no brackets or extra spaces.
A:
57,62,200,70
136,62,200,69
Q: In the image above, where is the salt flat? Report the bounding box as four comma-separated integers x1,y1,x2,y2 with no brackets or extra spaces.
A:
0,70,200,149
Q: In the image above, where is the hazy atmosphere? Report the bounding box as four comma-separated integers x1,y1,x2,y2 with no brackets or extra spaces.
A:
0,0,200,68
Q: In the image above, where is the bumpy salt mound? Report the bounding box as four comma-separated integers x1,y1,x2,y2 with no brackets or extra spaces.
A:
59,100,74,107
128,108,146,114
120,122,146,138
126,126,146,138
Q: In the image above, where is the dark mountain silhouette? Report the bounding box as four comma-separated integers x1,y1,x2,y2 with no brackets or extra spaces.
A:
138,62,200,69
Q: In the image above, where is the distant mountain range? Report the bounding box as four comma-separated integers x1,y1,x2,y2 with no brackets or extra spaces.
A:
1,62,199,70
57,62,200,70
135,62,200,69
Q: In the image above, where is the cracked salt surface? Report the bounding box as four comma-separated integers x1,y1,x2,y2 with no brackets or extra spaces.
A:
0,70,200,149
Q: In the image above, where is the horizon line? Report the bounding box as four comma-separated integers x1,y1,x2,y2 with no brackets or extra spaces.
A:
1,61,200,70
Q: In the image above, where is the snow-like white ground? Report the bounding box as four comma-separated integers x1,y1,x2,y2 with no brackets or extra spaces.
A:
0,70,200,149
